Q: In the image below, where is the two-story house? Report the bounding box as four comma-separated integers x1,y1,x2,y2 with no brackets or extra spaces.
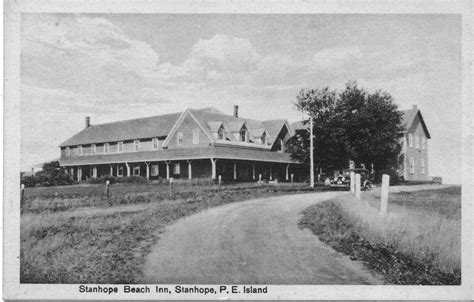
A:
399,105,431,181
59,106,303,182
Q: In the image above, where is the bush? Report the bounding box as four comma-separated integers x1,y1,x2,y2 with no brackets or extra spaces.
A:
116,176,149,184
375,168,402,185
21,162,74,187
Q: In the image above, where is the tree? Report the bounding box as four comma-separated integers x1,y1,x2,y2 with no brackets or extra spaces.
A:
21,161,73,187
288,81,405,182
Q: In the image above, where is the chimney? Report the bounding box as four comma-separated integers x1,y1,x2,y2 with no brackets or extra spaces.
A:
234,105,239,118
85,116,90,128
412,105,418,110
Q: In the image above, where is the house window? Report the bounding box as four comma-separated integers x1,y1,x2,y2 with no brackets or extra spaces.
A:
117,165,124,177
280,138,285,152
217,126,224,140
91,144,96,154
408,134,413,147
177,132,183,145
174,163,181,174
421,137,426,149
261,132,267,145
65,147,70,156
410,157,415,174
152,137,159,149
78,145,83,156
117,141,123,153
133,166,140,176
415,135,420,149
134,140,140,152
240,129,248,142
421,159,425,175
103,143,110,154
151,165,159,176
193,129,199,144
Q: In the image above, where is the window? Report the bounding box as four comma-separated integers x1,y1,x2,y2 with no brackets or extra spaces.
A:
261,132,267,145
421,159,425,175
134,140,140,152
174,163,181,174
193,129,199,144
117,165,124,177
415,135,420,149
103,143,110,154
177,132,183,145
78,145,83,156
91,144,96,154
240,129,248,142
217,126,224,140
133,166,140,176
152,138,159,149
151,165,159,176
421,137,426,149
117,141,123,153
410,157,415,174
65,147,70,157
408,134,413,147
280,138,284,152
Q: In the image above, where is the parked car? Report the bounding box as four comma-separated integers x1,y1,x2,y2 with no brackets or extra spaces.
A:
327,168,373,191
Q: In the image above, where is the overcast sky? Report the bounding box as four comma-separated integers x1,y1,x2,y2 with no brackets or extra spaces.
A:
20,14,461,183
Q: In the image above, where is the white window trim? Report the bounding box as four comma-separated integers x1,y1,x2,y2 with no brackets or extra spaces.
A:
117,165,124,177
91,144,96,154
65,147,70,157
174,163,181,174
410,157,415,174
408,134,413,147
217,126,224,140
415,135,420,149
177,132,184,145
78,145,83,156
421,137,426,149
193,129,199,144
152,138,159,149
134,140,140,152
151,165,159,176
240,129,248,142
103,143,110,154
133,166,140,176
117,141,124,153
279,138,284,152
421,159,425,175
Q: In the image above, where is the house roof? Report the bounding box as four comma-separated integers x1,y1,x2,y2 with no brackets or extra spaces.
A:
401,108,431,138
262,120,288,144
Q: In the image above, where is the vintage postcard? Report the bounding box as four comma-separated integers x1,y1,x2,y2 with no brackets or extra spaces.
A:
3,0,472,300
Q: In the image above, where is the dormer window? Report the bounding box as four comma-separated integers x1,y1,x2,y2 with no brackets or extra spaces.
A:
65,147,70,157
261,132,267,145
78,145,83,156
177,132,183,145
117,141,123,153
240,129,248,142
217,126,224,140
134,140,140,152
152,137,159,149
104,143,109,154
408,133,413,147
280,138,284,152
91,144,96,154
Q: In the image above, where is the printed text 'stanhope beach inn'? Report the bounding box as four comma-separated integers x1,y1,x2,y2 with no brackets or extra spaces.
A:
59,106,303,182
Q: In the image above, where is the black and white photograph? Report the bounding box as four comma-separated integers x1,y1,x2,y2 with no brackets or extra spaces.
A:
3,0,472,300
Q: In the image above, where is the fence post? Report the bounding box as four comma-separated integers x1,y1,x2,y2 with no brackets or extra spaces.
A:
105,180,110,197
20,184,25,205
169,177,174,194
355,173,361,200
380,174,390,216
350,171,355,193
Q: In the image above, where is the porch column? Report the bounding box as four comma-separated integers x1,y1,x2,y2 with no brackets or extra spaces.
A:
77,167,82,181
210,158,217,179
145,162,150,179
270,166,273,180
187,160,192,180
165,161,170,180
92,165,97,178
125,162,130,177
109,165,113,176
252,163,256,180
70,167,74,177
286,164,289,181
233,161,237,180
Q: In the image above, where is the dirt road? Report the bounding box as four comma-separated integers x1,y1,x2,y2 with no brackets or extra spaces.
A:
142,191,381,284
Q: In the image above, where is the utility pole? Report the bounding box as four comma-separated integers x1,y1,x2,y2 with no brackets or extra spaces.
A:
310,116,315,188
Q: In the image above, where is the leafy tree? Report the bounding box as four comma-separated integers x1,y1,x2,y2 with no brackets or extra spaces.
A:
288,81,405,181
21,161,73,187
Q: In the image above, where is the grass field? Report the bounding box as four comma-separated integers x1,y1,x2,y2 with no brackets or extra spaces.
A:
299,186,461,285
21,181,319,283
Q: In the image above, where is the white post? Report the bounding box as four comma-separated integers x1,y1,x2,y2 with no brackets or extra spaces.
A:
269,166,273,180
211,158,216,179
309,116,314,188
218,175,222,186
259,174,262,183
233,161,237,180
125,163,130,177
355,173,361,200
188,160,192,180
252,163,256,180
109,165,113,176
93,165,97,178
380,174,390,216
291,173,294,183
165,162,170,180
350,171,355,193
286,164,289,181
145,162,150,179
77,167,82,181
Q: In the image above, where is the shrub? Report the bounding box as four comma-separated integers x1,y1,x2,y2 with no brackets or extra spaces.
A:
21,161,74,187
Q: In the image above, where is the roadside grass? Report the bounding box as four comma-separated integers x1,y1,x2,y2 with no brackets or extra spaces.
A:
21,182,321,283
299,187,461,285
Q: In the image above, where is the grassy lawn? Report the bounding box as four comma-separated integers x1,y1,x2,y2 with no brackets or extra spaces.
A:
299,186,461,285
21,182,320,283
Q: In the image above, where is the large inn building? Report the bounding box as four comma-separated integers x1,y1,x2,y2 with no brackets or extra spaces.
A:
59,106,304,182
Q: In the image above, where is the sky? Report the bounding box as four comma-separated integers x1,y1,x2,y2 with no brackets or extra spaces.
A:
20,14,462,184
